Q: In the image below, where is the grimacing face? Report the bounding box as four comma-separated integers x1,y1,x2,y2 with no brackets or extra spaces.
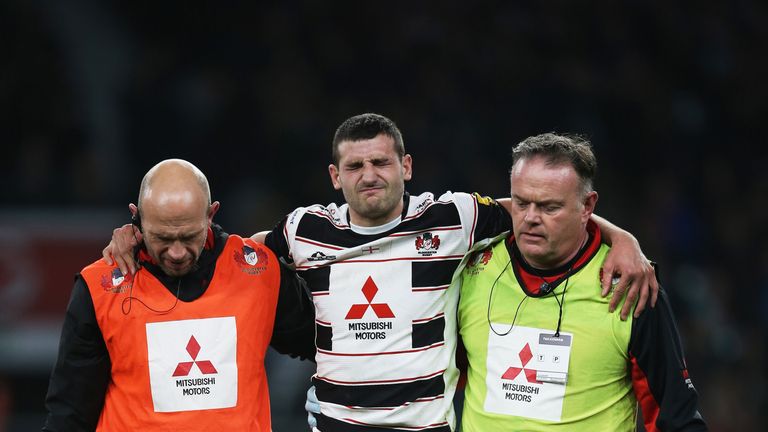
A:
328,134,412,227
140,202,214,277
509,156,597,269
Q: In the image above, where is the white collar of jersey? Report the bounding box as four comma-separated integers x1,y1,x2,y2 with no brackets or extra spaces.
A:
349,214,401,235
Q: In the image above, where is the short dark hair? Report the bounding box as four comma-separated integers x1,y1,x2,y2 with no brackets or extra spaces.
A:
512,133,597,194
332,113,405,164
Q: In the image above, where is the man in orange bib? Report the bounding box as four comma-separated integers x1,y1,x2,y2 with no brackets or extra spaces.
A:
43,159,314,431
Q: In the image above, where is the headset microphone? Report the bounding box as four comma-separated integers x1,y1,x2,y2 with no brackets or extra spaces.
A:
540,282,553,294
538,266,576,296
131,212,143,232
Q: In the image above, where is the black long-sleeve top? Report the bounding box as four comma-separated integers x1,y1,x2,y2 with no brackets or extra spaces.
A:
42,225,315,431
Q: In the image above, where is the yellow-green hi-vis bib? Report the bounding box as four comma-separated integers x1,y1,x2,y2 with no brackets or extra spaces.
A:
457,239,638,431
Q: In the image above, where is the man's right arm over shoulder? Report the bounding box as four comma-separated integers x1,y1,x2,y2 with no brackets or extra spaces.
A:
257,216,317,361
270,264,316,362
43,276,111,431
260,216,292,264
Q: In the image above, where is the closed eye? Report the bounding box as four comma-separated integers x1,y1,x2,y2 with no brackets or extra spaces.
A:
513,198,529,209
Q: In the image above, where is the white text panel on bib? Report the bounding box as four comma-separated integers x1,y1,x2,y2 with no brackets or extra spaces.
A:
146,317,238,412
484,325,573,421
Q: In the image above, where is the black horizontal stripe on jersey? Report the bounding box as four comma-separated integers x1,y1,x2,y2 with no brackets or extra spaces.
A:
316,342,444,357
295,201,463,248
412,316,445,348
313,373,445,408
316,321,332,351
412,259,461,289
301,266,330,294
315,414,451,432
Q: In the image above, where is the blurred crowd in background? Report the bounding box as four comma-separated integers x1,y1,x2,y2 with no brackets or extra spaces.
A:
1,1,766,431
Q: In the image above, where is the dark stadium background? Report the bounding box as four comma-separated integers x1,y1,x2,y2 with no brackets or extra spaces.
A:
1,1,765,431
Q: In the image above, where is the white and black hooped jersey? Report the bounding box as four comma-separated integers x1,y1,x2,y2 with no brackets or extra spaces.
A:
266,191,511,431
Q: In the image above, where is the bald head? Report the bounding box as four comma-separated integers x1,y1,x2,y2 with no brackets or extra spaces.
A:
138,159,211,212
134,159,219,277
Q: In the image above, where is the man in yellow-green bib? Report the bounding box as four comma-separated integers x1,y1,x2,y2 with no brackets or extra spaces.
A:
457,133,706,431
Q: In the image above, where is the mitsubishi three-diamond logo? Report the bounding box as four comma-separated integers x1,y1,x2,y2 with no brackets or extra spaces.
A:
172,335,218,377
345,276,395,319
501,343,541,384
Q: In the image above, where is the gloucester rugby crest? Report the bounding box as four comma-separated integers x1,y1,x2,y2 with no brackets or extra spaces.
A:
415,232,440,256
100,268,133,293
234,245,268,274
465,248,493,275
